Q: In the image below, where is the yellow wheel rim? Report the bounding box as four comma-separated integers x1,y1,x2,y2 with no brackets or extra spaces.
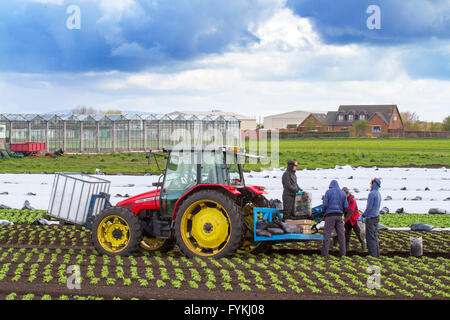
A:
237,203,265,254
140,237,167,251
180,199,231,257
97,215,131,253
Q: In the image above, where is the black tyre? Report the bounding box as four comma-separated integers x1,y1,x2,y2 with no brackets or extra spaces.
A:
140,237,176,253
92,206,143,256
175,190,243,258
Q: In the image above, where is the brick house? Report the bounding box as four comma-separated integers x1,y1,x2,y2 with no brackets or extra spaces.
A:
325,105,404,137
297,113,328,132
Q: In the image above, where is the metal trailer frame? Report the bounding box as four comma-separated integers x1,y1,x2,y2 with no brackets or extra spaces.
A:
84,192,111,229
253,207,324,242
47,173,111,226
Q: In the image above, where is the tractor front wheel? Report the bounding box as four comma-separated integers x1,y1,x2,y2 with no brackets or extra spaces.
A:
175,190,243,258
92,206,142,256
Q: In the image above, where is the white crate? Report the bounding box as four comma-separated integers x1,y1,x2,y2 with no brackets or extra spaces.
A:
47,173,111,225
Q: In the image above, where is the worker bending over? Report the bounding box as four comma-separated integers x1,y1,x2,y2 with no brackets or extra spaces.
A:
342,187,366,252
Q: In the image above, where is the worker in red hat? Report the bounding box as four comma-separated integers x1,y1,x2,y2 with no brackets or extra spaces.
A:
342,187,366,252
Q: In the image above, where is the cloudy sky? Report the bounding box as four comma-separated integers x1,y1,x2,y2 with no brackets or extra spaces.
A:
0,0,448,121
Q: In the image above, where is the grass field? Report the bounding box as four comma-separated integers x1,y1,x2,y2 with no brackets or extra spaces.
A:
245,138,450,170
0,138,449,174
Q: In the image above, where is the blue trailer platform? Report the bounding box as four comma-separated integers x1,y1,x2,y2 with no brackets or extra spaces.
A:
253,207,324,242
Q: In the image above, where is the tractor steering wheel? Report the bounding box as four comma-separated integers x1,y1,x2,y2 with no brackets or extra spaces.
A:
168,175,189,190
179,176,188,185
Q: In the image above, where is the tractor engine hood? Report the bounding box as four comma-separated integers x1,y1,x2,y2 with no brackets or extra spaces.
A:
245,185,267,195
116,189,160,212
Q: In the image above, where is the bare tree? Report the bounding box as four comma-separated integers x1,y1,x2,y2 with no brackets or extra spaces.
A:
72,106,97,115
401,111,421,130
401,111,419,123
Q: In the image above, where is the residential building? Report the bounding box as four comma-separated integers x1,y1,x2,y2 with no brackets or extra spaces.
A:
297,113,328,132
263,110,314,130
325,105,403,136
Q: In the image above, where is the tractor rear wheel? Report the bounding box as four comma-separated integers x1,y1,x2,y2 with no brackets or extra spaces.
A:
175,190,243,258
92,206,142,256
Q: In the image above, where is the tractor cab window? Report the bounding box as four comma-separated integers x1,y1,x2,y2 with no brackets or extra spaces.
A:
226,153,244,187
201,151,227,185
227,162,242,186
163,151,197,193
159,150,198,218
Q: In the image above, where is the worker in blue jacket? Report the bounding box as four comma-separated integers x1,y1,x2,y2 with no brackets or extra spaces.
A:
321,180,348,257
363,178,382,257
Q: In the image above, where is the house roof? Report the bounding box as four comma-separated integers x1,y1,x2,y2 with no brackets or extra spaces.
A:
325,111,337,125
298,113,327,127
310,113,327,124
264,110,316,119
327,105,399,126
369,111,388,124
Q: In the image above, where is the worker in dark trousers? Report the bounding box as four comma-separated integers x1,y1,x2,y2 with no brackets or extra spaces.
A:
282,160,301,219
363,178,382,258
341,187,366,252
321,180,348,258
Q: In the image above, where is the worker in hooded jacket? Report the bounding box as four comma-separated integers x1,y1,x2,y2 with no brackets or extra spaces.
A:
321,180,348,257
282,160,301,219
363,178,382,258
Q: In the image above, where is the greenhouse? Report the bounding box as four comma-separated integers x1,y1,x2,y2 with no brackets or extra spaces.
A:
0,113,241,153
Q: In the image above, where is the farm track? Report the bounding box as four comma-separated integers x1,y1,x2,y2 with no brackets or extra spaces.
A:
0,224,449,300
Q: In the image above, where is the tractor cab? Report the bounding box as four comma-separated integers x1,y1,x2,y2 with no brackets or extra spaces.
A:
158,146,248,219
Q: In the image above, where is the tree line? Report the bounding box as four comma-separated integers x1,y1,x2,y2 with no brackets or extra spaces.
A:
71,106,122,115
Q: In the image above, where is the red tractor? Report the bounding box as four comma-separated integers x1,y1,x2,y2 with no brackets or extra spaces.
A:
91,146,271,258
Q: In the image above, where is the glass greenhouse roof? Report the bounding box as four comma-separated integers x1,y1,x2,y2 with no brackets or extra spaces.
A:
0,113,239,123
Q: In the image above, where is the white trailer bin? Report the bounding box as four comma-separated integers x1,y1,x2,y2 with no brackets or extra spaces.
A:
47,173,111,226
